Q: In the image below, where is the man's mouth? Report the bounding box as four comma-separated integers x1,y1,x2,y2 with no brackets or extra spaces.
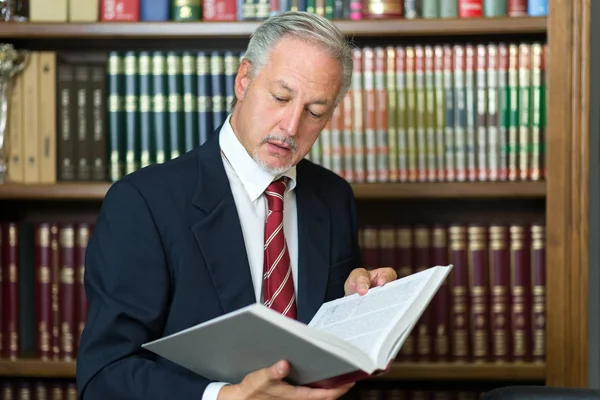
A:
267,141,292,151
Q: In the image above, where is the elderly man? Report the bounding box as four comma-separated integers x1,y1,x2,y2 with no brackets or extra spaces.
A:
76,11,397,400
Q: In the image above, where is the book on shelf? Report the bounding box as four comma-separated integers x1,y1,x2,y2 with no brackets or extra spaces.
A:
142,265,452,388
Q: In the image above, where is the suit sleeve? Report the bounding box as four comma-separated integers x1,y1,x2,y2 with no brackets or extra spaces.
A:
76,179,212,399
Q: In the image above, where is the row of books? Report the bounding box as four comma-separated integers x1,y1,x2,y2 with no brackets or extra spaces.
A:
3,41,547,186
14,0,548,24
0,220,545,364
358,223,546,363
0,379,76,399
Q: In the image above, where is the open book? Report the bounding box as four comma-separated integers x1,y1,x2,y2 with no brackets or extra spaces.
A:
142,265,452,388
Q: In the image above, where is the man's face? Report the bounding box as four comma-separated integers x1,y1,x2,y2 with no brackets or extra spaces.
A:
230,36,343,174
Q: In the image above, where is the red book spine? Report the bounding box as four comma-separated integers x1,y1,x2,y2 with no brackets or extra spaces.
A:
396,46,408,183
378,227,395,268
330,95,343,178
2,223,19,360
510,224,532,361
362,226,379,270
50,224,61,359
508,0,527,16
374,47,389,183
35,223,53,360
431,225,450,361
203,0,237,21
489,225,512,362
101,0,139,21
395,226,414,361
531,224,546,363
414,226,432,361
342,89,354,183
468,225,490,362
76,223,91,350
60,224,76,361
459,0,483,17
449,225,470,361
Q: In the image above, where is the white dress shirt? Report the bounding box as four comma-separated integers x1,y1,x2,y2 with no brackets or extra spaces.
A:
202,114,299,400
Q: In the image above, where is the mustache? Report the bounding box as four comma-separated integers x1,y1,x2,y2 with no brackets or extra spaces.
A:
261,135,298,152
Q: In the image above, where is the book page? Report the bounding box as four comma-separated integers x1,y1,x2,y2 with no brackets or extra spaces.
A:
308,266,445,359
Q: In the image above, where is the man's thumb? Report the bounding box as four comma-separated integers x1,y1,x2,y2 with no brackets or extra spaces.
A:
269,360,290,380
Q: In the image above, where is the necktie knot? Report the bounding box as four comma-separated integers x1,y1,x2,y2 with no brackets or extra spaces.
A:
265,177,287,212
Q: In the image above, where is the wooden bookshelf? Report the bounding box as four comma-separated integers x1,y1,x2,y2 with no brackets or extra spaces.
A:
0,360,545,381
0,17,547,39
0,181,546,201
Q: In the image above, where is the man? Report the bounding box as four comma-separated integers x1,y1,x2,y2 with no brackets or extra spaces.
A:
76,11,397,400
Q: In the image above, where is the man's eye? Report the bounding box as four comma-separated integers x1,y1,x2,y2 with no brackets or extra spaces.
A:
273,95,286,102
308,111,322,119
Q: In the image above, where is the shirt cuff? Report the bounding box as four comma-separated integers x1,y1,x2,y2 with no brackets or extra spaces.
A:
202,382,231,400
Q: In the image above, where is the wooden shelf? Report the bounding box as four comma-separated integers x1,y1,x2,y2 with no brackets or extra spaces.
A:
0,359,76,378
377,362,546,381
0,360,544,381
0,17,547,39
0,181,546,201
351,181,546,199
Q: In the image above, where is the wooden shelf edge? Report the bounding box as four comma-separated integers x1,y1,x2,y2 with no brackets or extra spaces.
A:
351,181,546,199
0,17,547,39
0,360,545,381
374,362,546,381
0,181,546,200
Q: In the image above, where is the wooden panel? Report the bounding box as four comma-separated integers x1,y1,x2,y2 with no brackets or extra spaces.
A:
0,17,547,39
546,0,590,388
0,360,544,381
0,182,546,201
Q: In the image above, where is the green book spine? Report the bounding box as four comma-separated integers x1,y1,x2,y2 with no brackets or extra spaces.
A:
138,52,152,169
172,0,201,21
530,43,543,181
306,0,316,13
396,47,408,182
439,0,458,17
414,46,427,182
453,45,466,182
507,44,519,181
405,46,418,182
433,46,445,182
325,0,334,18
498,44,509,181
167,52,183,160
518,43,531,181
464,45,476,182
151,52,168,164
484,0,506,16
351,48,365,183
107,52,124,182
442,45,455,182
424,46,437,182
124,52,139,175
476,45,488,181
386,46,398,182
182,52,198,153
486,44,500,181
422,0,438,17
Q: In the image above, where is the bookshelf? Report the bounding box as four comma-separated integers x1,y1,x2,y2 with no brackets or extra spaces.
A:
0,0,591,396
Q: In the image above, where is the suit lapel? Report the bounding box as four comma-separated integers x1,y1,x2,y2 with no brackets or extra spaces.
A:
190,133,255,315
295,163,331,324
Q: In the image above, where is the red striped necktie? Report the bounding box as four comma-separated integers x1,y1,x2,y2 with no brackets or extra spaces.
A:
263,177,297,319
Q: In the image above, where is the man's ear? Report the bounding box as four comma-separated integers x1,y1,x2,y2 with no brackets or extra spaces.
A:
234,59,253,103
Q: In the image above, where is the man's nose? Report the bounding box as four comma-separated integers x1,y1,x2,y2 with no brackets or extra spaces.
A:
280,104,303,136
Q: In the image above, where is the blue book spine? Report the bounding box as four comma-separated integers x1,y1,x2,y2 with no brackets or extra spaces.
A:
528,0,547,16
140,0,170,21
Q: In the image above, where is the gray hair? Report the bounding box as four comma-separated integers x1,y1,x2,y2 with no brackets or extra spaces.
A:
230,11,353,111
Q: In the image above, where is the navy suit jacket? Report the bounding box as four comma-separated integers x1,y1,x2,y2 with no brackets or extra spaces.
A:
76,130,362,399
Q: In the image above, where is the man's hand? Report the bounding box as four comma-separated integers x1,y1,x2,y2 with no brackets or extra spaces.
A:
344,267,398,296
218,360,354,400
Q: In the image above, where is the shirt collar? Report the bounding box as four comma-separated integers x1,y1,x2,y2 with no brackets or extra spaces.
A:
219,114,297,202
